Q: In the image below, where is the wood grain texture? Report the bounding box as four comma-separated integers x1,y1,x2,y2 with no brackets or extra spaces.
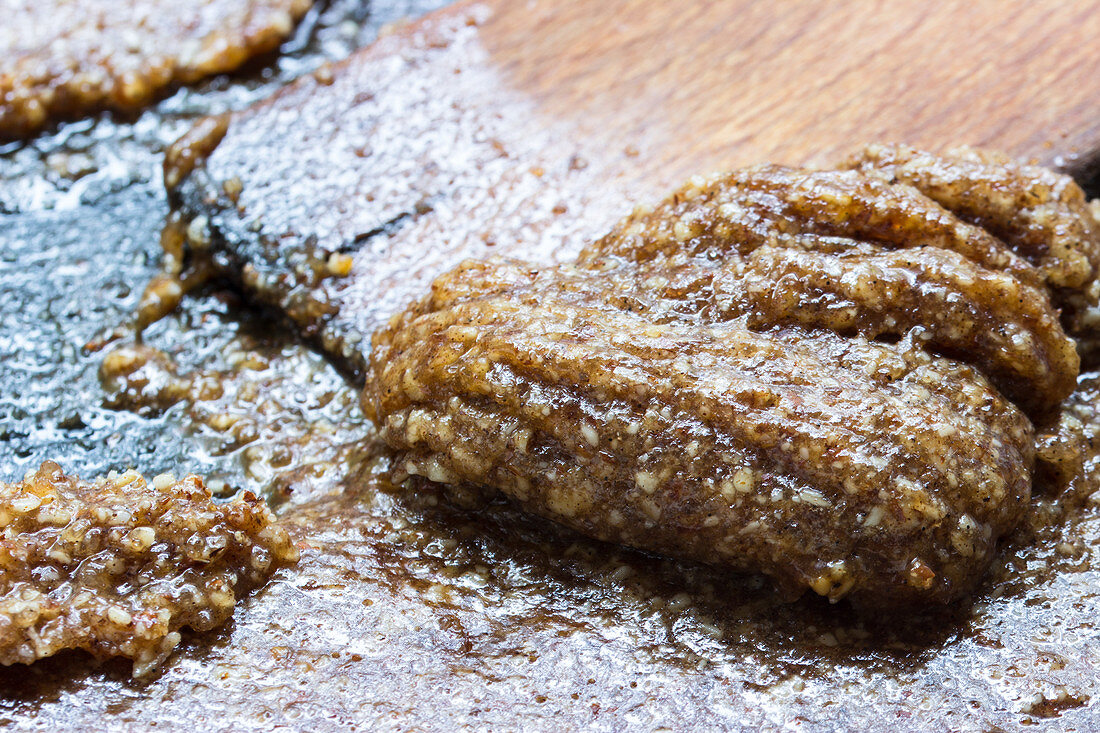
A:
470,0,1100,190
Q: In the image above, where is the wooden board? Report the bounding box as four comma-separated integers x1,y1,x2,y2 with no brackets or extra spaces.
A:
473,0,1100,191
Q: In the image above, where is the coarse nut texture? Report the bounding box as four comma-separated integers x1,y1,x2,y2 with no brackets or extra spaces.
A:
844,144,1100,350
0,461,298,676
0,0,313,138
365,146,1100,608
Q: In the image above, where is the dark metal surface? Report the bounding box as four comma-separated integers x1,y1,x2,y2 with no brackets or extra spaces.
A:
0,0,447,483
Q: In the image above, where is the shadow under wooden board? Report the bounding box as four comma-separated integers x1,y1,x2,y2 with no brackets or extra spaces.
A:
7,1,1100,731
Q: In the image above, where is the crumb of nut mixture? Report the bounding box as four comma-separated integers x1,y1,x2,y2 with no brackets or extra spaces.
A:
0,0,314,138
0,461,298,676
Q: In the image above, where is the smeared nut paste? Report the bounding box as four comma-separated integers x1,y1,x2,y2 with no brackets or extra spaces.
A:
0,0,313,139
0,462,298,675
365,145,1100,608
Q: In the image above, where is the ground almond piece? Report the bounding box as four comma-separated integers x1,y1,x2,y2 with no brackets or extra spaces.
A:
0,461,298,675
365,147,1099,608
0,0,313,139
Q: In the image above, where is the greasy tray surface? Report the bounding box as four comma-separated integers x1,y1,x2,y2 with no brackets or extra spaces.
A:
3,2,1100,731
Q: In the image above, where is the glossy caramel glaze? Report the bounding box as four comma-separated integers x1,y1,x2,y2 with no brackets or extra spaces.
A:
366,149,1100,607
581,151,1096,415
0,0,312,139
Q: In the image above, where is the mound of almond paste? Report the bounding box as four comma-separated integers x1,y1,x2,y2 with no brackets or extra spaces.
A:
365,145,1100,608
